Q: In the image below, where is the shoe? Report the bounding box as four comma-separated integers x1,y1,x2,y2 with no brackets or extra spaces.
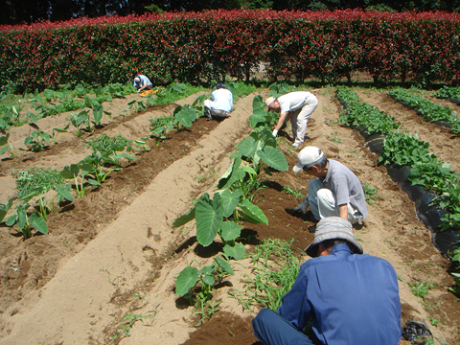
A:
308,224,317,233
353,221,364,230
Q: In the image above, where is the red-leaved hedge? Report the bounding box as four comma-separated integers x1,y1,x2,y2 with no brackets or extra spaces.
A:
1,9,460,92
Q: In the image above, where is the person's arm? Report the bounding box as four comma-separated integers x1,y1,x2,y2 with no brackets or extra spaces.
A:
272,111,292,136
339,204,348,220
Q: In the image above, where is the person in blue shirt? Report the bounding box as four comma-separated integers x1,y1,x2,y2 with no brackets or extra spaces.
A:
204,83,233,121
252,217,402,345
133,73,153,93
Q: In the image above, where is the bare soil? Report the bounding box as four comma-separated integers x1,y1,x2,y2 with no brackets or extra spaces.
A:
0,88,459,345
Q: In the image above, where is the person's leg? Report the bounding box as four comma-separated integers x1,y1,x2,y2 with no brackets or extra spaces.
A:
252,309,317,345
316,188,339,219
307,179,323,221
203,100,213,120
293,100,318,146
290,109,301,144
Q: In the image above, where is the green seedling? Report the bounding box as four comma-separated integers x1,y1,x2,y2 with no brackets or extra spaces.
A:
0,133,15,158
24,130,51,152
408,281,437,299
5,202,48,239
427,317,440,327
362,182,379,205
51,123,70,144
282,185,305,199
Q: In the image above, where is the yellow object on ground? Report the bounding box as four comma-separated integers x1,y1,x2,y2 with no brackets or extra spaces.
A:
140,89,158,97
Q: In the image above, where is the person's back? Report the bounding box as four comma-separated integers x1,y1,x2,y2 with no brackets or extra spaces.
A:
211,87,233,113
280,244,401,345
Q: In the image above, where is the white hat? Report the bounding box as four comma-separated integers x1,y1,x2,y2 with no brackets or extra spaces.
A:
305,217,363,257
265,97,276,111
293,146,324,173
134,77,141,83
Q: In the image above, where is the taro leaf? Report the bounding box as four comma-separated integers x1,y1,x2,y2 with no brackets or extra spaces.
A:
112,152,136,162
40,132,51,143
202,275,215,287
192,94,207,108
29,213,48,235
0,133,9,146
257,146,288,171
195,193,223,247
55,184,74,202
17,207,27,230
214,256,234,275
92,101,103,125
0,198,12,222
219,189,242,218
239,198,268,225
175,105,196,128
175,266,198,296
172,207,196,227
223,243,246,260
0,146,8,155
198,265,214,276
88,179,102,186
252,95,265,110
236,136,257,158
220,221,241,242
217,158,246,190
172,83,187,94
61,164,80,179
249,113,267,128
151,127,166,136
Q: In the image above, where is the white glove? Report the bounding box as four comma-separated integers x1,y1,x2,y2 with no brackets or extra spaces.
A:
293,198,309,214
272,129,278,137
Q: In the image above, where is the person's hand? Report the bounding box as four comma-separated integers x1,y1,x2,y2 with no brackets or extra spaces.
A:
293,198,309,214
272,129,278,137
137,89,141,93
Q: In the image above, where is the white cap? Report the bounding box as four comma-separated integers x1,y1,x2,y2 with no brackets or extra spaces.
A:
265,97,275,111
134,77,141,83
293,146,324,173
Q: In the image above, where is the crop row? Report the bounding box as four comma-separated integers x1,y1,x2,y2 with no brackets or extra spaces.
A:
2,10,460,92
336,87,460,257
388,88,460,134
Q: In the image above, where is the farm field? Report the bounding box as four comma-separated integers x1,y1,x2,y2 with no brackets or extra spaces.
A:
0,86,459,345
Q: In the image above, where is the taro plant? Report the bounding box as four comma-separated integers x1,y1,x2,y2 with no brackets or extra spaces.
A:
0,198,13,223
5,202,49,239
51,123,70,144
0,133,15,158
24,130,51,152
175,256,234,325
173,190,268,260
60,163,95,197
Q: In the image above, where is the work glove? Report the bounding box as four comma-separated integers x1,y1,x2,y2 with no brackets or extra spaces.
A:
293,198,309,214
272,129,278,137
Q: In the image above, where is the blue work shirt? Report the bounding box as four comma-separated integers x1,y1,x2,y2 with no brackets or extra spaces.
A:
278,244,401,345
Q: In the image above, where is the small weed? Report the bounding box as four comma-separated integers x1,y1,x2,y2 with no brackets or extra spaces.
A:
427,317,440,327
362,182,379,205
409,281,437,298
112,313,155,341
325,131,341,143
282,185,305,199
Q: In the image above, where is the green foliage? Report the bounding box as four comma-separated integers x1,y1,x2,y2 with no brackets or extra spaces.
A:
15,168,66,201
388,88,460,134
362,182,379,205
175,256,234,325
408,281,437,299
448,272,460,296
5,202,49,239
378,133,433,167
282,185,305,199
24,130,51,152
233,238,304,311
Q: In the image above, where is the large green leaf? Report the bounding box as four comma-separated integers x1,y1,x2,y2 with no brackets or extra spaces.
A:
92,101,103,124
175,105,196,128
195,193,224,247
0,133,9,146
223,243,246,260
214,256,234,275
217,158,244,190
218,189,242,218
172,207,196,227
60,164,80,179
220,221,241,242
29,213,49,235
257,146,289,171
252,95,265,110
236,136,257,158
175,266,198,296
239,198,268,225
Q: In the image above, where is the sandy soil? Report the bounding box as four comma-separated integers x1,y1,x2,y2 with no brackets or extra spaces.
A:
0,88,459,345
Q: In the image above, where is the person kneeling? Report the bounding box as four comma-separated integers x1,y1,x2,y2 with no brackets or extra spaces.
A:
252,217,401,345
